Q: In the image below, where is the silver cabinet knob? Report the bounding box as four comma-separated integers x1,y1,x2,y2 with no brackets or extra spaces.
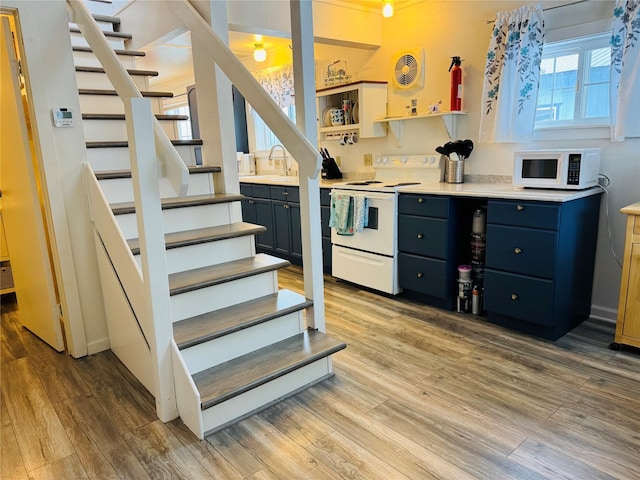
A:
417,233,424,239
417,272,424,278
511,293,518,300
514,247,522,254
418,197,424,203
516,204,524,211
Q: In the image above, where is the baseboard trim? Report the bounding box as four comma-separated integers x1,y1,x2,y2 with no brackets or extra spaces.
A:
590,304,617,324
86,337,111,355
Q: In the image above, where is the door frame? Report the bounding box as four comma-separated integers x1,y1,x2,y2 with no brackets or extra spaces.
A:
1,6,88,357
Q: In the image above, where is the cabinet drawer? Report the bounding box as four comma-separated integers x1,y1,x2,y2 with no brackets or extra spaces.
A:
484,270,554,326
399,253,448,299
271,186,299,202
485,225,557,278
251,184,272,199
488,200,559,230
398,215,448,259
399,195,449,218
240,183,252,196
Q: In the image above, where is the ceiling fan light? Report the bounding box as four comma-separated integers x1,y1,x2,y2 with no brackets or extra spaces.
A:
253,44,267,62
382,0,394,18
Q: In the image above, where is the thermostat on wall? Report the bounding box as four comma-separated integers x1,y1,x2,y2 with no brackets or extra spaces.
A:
52,107,74,127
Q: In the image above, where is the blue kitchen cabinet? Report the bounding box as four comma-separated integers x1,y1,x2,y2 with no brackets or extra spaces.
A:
270,186,302,264
398,194,458,310
483,195,601,340
239,183,338,271
240,183,274,252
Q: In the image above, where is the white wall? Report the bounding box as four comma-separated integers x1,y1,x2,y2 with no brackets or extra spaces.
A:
318,0,639,320
4,0,109,355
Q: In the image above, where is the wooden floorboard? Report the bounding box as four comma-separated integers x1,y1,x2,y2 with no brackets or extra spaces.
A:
2,265,640,479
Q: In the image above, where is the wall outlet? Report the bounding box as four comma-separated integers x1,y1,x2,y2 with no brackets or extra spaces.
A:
364,153,373,166
335,155,341,167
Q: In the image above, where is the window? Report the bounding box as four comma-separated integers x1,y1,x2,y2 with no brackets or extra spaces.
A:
163,105,193,140
535,33,611,129
250,103,296,152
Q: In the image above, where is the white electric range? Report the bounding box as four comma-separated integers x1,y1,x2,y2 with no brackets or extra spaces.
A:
330,154,443,294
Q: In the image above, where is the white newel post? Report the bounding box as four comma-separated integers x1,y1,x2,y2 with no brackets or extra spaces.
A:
125,98,177,421
291,0,326,332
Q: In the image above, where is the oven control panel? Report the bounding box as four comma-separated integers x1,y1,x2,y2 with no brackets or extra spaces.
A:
373,154,443,183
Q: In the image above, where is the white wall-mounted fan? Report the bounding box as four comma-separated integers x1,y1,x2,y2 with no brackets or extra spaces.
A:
392,49,424,91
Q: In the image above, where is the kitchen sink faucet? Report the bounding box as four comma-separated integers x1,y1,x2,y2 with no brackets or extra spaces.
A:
268,144,289,176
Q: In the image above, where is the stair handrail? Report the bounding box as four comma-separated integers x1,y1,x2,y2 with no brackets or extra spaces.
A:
169,0,325,331
67,0,189,197
169,0,322,179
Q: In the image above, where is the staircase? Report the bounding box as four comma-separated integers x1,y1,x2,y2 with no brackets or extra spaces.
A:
71,0,344,439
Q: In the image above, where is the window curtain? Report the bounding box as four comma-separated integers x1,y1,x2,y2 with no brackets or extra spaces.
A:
253,64,295,109
479,4,545,143
610,0,640,141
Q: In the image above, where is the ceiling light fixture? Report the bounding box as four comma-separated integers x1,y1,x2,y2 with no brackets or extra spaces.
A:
382,0,394,17
253,44,267,62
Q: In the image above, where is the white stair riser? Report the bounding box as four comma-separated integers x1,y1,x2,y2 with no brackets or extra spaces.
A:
79,94,163,115
70,32,125,50
84,119,178,142
181,311,305,374
135,236,254,275
72,51,137,69
116,202,234,239
202,358,333,435
98,173,212,204
75,71,149,90
69,20,116,33
170,271,279,322
86,145,199,171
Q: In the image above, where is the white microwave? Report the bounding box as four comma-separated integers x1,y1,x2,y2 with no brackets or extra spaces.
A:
513,148,601,190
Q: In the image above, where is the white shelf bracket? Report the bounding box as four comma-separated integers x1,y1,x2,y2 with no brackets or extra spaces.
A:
442,114,457,139
387,119,404,148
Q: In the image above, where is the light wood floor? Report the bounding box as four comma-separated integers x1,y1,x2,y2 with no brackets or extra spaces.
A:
2,266,640,479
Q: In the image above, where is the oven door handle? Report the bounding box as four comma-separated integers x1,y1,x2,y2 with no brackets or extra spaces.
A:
330,191,395,201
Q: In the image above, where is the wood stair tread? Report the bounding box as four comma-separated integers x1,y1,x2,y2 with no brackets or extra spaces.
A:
127,221,266,255
95,165,220,180
73,45,144,57
168,253,290,296
75,66,159,76
86,139,203,148
69,27,132,39
194,329,346,410
83,113,187,121
174,289,313,350
79,88,173,98
110,192,244,215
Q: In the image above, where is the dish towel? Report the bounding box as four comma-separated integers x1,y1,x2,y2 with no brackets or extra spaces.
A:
329,193,353,235
352,194,369,233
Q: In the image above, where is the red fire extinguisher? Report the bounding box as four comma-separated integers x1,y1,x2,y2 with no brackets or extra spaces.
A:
449,56,462,111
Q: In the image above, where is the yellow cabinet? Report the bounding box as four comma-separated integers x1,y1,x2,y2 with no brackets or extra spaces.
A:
614,202,640,348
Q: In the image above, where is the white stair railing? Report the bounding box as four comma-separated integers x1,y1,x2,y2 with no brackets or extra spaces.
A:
67,0,189,197
69,0,178,420
171,0,326,331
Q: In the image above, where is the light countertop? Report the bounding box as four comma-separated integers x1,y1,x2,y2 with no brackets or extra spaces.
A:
240,175,602,202
399,182,603,202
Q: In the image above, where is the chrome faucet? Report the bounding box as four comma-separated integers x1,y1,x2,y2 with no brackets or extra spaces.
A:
268,144,289,175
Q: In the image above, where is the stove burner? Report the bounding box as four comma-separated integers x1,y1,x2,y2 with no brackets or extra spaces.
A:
345,180,383,185
383,182,421,187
